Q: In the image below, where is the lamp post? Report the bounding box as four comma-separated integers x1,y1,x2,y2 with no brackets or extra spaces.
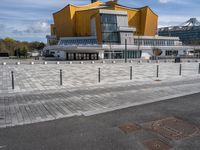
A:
125,39,127,63
135,31,141,60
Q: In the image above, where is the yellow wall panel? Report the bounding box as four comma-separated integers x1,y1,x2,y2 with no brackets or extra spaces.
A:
53,1,104,38
52,1,158,40
76,9,99,36
50,24,56,35
143,8,158,36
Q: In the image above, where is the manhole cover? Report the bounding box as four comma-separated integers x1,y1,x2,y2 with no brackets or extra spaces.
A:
143,139,172,150
119,123,141,134
143,117,199,140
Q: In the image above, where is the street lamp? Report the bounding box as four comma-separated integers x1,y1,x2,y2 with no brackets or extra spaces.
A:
125,38,127,63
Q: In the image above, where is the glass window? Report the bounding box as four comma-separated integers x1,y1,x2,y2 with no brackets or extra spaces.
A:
101,14,117,24
101,14,119,44
101,24,117,32
102,32,119,43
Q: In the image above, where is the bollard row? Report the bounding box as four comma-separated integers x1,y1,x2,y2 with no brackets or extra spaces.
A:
9,63,200,90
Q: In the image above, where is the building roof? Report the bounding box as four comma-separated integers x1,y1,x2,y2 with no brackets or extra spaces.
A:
53,1,105,15
180,18,200,27
53,1,157,16
159,18,200,32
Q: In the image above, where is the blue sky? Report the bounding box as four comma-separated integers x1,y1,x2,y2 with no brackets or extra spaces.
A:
0,0,199,42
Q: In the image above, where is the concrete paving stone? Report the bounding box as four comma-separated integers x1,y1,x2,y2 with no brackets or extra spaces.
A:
0,62,200,127
0,62,199,94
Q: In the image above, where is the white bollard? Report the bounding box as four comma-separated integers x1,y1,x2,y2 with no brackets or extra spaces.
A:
112,61,116,64
129,60,133,63
91,61,95,64
2,62,6,65
44,61,47,65
80,61,83,64
57,61,60,65
16,62,20,65
68,61,72,64
30,62,34,65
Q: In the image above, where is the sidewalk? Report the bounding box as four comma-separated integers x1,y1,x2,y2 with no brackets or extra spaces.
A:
0,77,200,128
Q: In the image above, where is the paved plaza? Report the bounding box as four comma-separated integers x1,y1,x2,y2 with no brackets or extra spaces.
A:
0,62,200,94
1,61,200,128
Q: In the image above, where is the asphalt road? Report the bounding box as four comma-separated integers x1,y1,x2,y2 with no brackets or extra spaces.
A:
0,93,200,150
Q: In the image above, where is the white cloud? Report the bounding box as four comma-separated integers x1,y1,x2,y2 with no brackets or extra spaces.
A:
158,0,190,5
159,0,173,3
12,20,50,35
27,21,49,33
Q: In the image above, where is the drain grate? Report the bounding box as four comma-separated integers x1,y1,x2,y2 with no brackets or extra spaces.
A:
143,139,172,150
143,116,199,140
119,123,141,134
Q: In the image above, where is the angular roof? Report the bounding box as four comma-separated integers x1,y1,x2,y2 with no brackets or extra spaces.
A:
180,18,200,27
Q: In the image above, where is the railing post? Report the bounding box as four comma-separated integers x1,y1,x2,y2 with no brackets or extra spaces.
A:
199,63,200,74
179,64,182,76
130,66,132,80
98,68,101,83
157,65,159,78
11,71,14,89
60,69,62,86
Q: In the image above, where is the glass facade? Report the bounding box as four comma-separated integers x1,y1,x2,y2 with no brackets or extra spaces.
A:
165,50,178,56
134,39,175,46
159,26,200,45
101,14,120,43
59,39,98,45
104,50,142,59
66,53,98,60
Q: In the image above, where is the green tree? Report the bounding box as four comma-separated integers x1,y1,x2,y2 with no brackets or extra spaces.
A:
0,42,7,53
20,46,28,58
29,42,45,51
3,37,16,56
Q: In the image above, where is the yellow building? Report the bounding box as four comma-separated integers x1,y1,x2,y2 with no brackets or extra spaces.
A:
45,0,183,61
51,0,158,44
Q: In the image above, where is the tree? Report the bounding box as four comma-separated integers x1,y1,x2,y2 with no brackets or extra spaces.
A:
29,42,45,51
3,37,16,56
20,46,28,58
0,42,6,53
38,42,45,50
0,38,44,57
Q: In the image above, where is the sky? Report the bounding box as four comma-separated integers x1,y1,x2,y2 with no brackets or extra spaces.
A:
0,0,199,42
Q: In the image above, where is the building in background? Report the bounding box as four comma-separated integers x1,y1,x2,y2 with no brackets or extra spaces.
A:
44,0,198,60
159,18,200,45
